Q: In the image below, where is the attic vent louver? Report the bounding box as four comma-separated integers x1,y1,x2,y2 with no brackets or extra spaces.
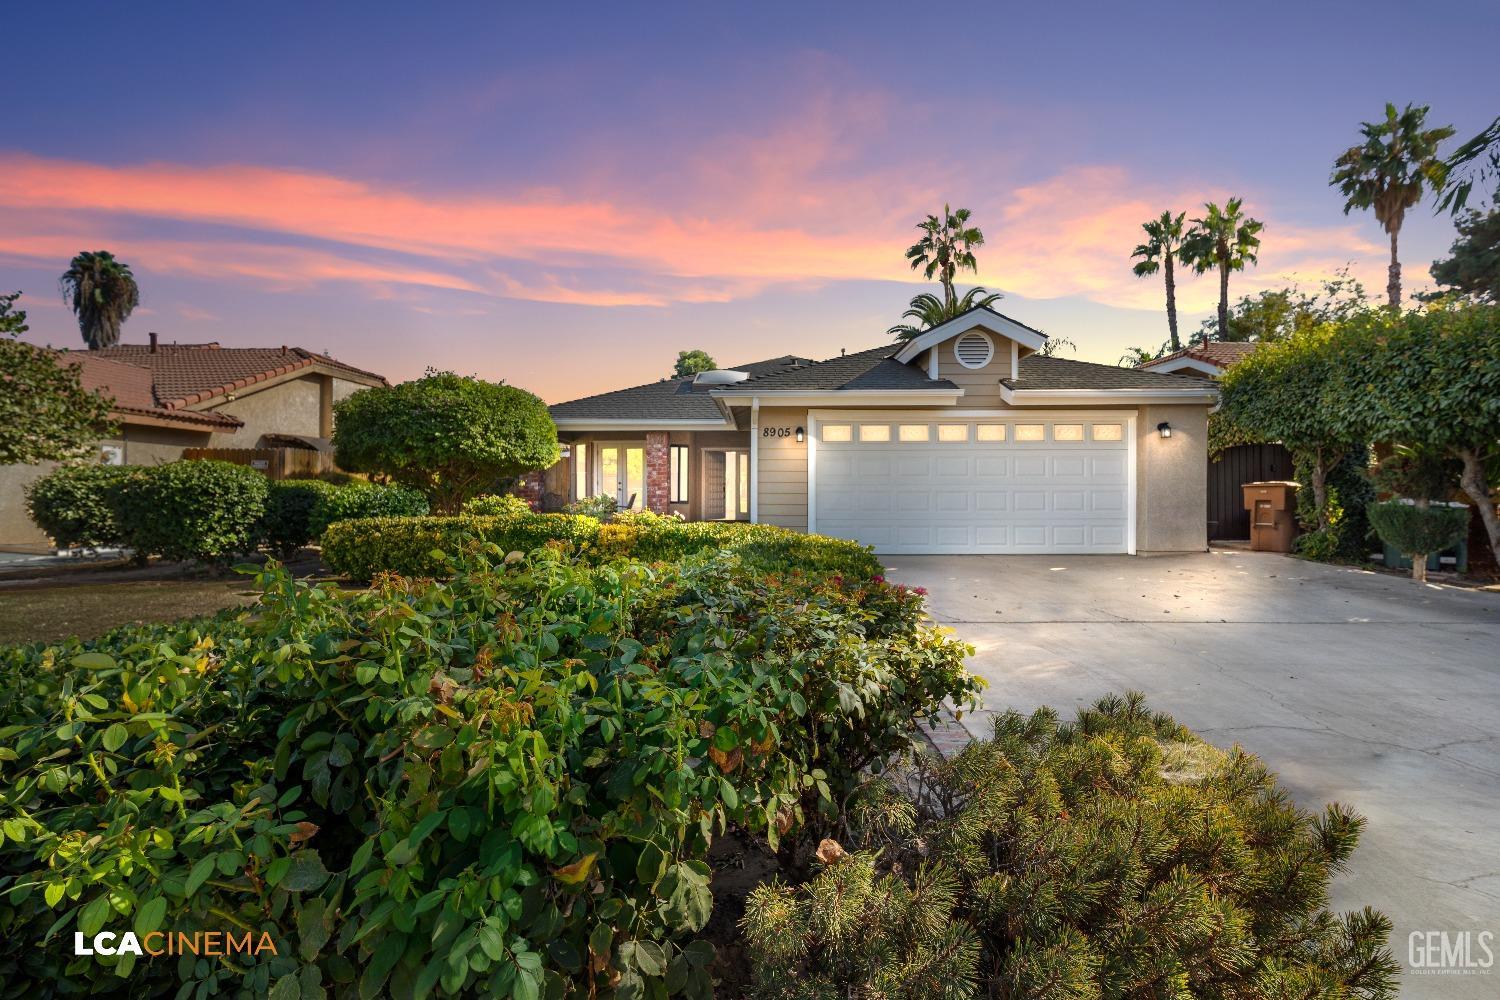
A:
954,331,995,370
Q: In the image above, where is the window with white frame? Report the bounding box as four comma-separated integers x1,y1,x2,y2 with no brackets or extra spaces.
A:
937,424,968,442
573,443,588,499
1052,424,1084,441
669,445,689,503
859,424,891,442
976,424,1006,441
1092,423,1123,441
898,424,930,442
822,424,852,442
1014,424,1045,441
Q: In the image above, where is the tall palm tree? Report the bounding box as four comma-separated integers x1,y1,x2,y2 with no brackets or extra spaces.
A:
904,205,985,313
1331,103,1455,308
888,286,1002,340
1180,199,1263,343
60,251,140,349
1130,211,1187,352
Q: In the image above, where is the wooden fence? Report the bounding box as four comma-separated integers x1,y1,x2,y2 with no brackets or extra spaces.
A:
182,447,337,480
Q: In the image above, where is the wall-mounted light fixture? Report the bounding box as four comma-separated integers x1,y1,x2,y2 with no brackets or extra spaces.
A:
1157,421,1172,439
795,426,805,443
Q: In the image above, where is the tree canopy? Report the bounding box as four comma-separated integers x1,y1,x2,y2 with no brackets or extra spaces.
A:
0,292,116,466
1195,269,1371,344
887,287,1001,340
60,250,140,349
904,205,985,313
1180,199,1263,342
1428,209,1500,303
672,349,716,378
1130,210,1187,351
333,371,559,514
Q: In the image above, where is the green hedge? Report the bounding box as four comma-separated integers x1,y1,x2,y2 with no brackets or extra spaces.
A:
461,493,534,518
23,463,133,548
258,479,341,556
107,460,270,564
321,510,883,581
0,544,978,996
306,481,428,538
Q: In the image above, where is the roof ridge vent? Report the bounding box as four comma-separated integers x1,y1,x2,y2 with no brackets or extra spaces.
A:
692,369,750,385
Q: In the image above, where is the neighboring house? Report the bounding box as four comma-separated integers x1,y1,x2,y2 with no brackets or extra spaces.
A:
1,335,387,547
545,307,1219,555
1139,339,1292,541
1136,341,1259,378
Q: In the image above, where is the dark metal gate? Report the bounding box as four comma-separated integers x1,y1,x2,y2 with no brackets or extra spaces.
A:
1208,444,1294,540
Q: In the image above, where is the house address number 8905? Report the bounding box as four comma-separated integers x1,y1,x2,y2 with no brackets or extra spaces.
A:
761,426,794,438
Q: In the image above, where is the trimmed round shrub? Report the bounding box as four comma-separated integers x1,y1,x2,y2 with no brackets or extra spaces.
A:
23,463,133,548
461,493,533,517
108,460,270,564
306,481,428,538
258,479,340,555
1368,499,1467,572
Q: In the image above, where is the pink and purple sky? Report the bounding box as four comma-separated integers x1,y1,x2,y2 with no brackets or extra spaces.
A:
4,3,1495,402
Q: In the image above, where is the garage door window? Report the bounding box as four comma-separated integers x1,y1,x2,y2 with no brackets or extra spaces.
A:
976,424,1006,441
822,424,852,442
1052,424,1084,441
859,424,891,442
1015,424,1045,441
898,424,929,442
937,424,968,442
1092,423,1123,441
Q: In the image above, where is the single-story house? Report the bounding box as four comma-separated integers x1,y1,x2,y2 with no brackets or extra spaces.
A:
544,307,1220,555
1,335,387,547
1137,339,1292,541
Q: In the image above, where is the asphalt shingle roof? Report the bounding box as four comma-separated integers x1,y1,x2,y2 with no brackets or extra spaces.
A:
550,336,1213,422
1004,355,1215,390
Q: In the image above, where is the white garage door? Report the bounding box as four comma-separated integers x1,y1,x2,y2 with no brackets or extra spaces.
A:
811,414,1132,554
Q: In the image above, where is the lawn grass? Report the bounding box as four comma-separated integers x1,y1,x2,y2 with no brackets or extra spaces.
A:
0,579,259,645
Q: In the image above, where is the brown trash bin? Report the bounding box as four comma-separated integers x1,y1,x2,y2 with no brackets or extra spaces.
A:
1243,481,1300,552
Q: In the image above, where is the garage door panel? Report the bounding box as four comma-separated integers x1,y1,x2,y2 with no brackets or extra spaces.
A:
812,414,1130,554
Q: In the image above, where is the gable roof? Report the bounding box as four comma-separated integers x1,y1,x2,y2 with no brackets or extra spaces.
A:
1138,341,1259,372
88,342,386,407
735,344,958,392
54,342,387,431
891,305,1049,365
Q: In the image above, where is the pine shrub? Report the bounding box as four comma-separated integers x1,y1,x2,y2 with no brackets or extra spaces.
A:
743,693,1398,1000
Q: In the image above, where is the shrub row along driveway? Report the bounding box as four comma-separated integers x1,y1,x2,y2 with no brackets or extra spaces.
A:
888,550,1500,1000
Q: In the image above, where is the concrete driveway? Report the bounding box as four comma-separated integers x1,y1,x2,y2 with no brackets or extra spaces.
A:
887,549,1500,997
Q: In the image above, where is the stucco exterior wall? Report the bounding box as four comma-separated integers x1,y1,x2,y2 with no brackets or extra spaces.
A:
206,376,324,447
1134,404,1209,553
754,406,809,531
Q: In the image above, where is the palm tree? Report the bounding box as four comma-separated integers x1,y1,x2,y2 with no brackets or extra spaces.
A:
1130,211,1187,352
888,286,1002,340
1331,103,1455,308
1180,199,1263,343
904,205,985,313
60,251,140,349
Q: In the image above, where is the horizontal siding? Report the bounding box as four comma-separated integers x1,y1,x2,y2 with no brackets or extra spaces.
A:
756,406,808,531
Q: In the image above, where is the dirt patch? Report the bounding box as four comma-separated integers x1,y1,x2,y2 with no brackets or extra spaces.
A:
0,579,260,645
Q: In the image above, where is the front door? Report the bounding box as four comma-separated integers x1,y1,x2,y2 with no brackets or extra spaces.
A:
598,444,645,509
723,449,750,520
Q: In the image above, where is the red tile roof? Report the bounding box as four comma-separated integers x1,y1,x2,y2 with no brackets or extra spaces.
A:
53,342,386,430
1138,341,1260,371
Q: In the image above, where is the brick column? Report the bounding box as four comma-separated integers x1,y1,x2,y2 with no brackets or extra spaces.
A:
514,470,544,511
644,432,671,513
